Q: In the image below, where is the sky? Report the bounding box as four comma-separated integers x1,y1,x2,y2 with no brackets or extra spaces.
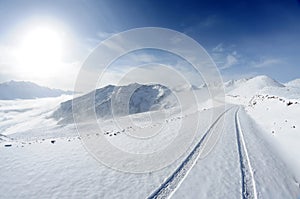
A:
0,0,300,89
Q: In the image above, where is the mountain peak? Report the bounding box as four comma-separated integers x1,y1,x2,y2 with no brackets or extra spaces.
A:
226,75,285,97
285,78,300,88
53,83,178,124
247,75,284,87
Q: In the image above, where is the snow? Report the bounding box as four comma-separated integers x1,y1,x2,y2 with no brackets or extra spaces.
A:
285,78,300,88
1,76,300,198
223,75,300,187
173,107,299,199
0,100,222,198
245,94,300,181
0,137,164,198
228,75,284,98
53,83,179,124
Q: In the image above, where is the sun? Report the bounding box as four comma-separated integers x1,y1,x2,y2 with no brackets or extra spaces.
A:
17,26,63,76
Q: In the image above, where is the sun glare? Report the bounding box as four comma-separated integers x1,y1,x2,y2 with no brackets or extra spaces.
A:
17,26,63,76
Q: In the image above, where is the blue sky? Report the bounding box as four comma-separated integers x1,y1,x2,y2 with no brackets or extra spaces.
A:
0,0,300,89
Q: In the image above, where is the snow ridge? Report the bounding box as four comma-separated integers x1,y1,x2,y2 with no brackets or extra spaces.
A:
52,83,178,124
228,75,284,97
285,79,300,88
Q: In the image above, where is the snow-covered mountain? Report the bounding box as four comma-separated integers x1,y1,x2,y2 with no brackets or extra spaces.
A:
53,83,178,124
285,79,300,88
1,75,300,198
54,75,298,124
0,80,72,100
225,75,300,102
226,75,284,97
224,78,248,92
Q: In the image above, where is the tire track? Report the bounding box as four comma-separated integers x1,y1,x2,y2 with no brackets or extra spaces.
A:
147,107,232,199
235,107,258,199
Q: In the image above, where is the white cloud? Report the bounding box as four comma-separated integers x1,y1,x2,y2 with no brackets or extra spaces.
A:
210,43,239,70
199,15,218,28
212,43,224,53
98,63,202,90
86,31,116,45
252,58,282,68
94,52,206,89
124,53,159,64
97,31,115,40
183,15,218,35
222,54,238,69
212,52,238,70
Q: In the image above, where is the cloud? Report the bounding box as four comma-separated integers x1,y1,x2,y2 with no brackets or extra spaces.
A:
93,49,207,88
211,42,282,71
221,54,238,70
85,31,117,48
211,43,239,70
124,52,159,64
251,58,282,68
212,43,224,53
183,15,219,35
199,15,218,28
97,31,116,40
98,63,203,90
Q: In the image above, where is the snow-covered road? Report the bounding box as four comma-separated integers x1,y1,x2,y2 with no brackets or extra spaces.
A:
171,106,299,198
147,107,233,199
235,108,257,199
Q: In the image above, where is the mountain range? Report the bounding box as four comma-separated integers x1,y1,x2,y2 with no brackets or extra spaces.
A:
0,80,72,100
52,83,178,124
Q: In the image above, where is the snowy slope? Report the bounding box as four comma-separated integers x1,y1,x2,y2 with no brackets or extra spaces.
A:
172,107,299,199
224,75,300,183
1,75,300,199
1,103,299,199
0,103,222,199
224,78,248,92
246,94,300,180
0,80,72,100
53,83,178,124
225,75,288,105
225,75,300,101
285,78,300,88
228,75,284,97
